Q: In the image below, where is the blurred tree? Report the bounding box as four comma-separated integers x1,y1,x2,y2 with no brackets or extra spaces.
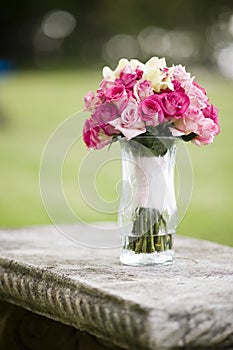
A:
0,0,233,66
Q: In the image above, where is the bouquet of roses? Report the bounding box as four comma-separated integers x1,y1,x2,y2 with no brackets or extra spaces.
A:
83,56,220,151
82,57,220,258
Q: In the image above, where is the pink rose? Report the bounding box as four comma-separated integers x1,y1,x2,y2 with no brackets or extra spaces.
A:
174,67,208,110
83,117,113,150
171,112,219,146
115,66,143,90
173,65,191,86
161,91,190,118
203,103,220,135
105,84,127,102
109,102,146,140
193,81,206,95
172,79,185,93
170,117,199,137
84,91,102,111
138,97,164,126
186,107,204,122
96,89,106,103
96,79,115,103
99,79,115,93
185,80,208,110
104,84,128,113
93,102,119,135
193,118,219,146
133,80,153,101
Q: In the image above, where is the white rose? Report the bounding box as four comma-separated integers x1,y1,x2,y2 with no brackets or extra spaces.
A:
143,56,174,92
102,58,130,80
129,58,145,70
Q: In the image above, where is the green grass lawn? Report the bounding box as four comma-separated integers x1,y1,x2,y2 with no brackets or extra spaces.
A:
0,67,232,247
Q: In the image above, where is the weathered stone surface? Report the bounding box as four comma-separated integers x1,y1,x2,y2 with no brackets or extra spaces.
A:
0,223,233,349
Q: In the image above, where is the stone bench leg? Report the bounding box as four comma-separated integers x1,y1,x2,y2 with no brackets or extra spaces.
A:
0,301,120,350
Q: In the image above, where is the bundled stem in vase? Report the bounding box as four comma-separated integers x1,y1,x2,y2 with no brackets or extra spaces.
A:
128,207,173,254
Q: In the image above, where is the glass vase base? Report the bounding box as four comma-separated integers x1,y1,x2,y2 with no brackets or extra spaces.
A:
120,249,175,266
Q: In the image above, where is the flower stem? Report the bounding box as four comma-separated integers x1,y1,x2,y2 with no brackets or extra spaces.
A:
127,207,173,254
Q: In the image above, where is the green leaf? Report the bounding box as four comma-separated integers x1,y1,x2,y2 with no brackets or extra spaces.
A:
181,132,197,142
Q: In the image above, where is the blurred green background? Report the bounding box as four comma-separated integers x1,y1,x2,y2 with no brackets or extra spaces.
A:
0,0,233,246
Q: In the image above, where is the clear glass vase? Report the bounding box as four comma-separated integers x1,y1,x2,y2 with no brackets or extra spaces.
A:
118,136,178,266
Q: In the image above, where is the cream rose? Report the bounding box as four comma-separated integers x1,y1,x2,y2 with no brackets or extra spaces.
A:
143,57,174,92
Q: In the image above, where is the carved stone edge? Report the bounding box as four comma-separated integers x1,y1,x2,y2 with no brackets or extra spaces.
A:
1,257,233,350
0,258,151,350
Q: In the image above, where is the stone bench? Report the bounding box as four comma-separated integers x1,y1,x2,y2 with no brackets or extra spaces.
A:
0,224,232,349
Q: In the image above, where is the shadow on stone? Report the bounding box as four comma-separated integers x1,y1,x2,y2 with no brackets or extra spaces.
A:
0,301,120,350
